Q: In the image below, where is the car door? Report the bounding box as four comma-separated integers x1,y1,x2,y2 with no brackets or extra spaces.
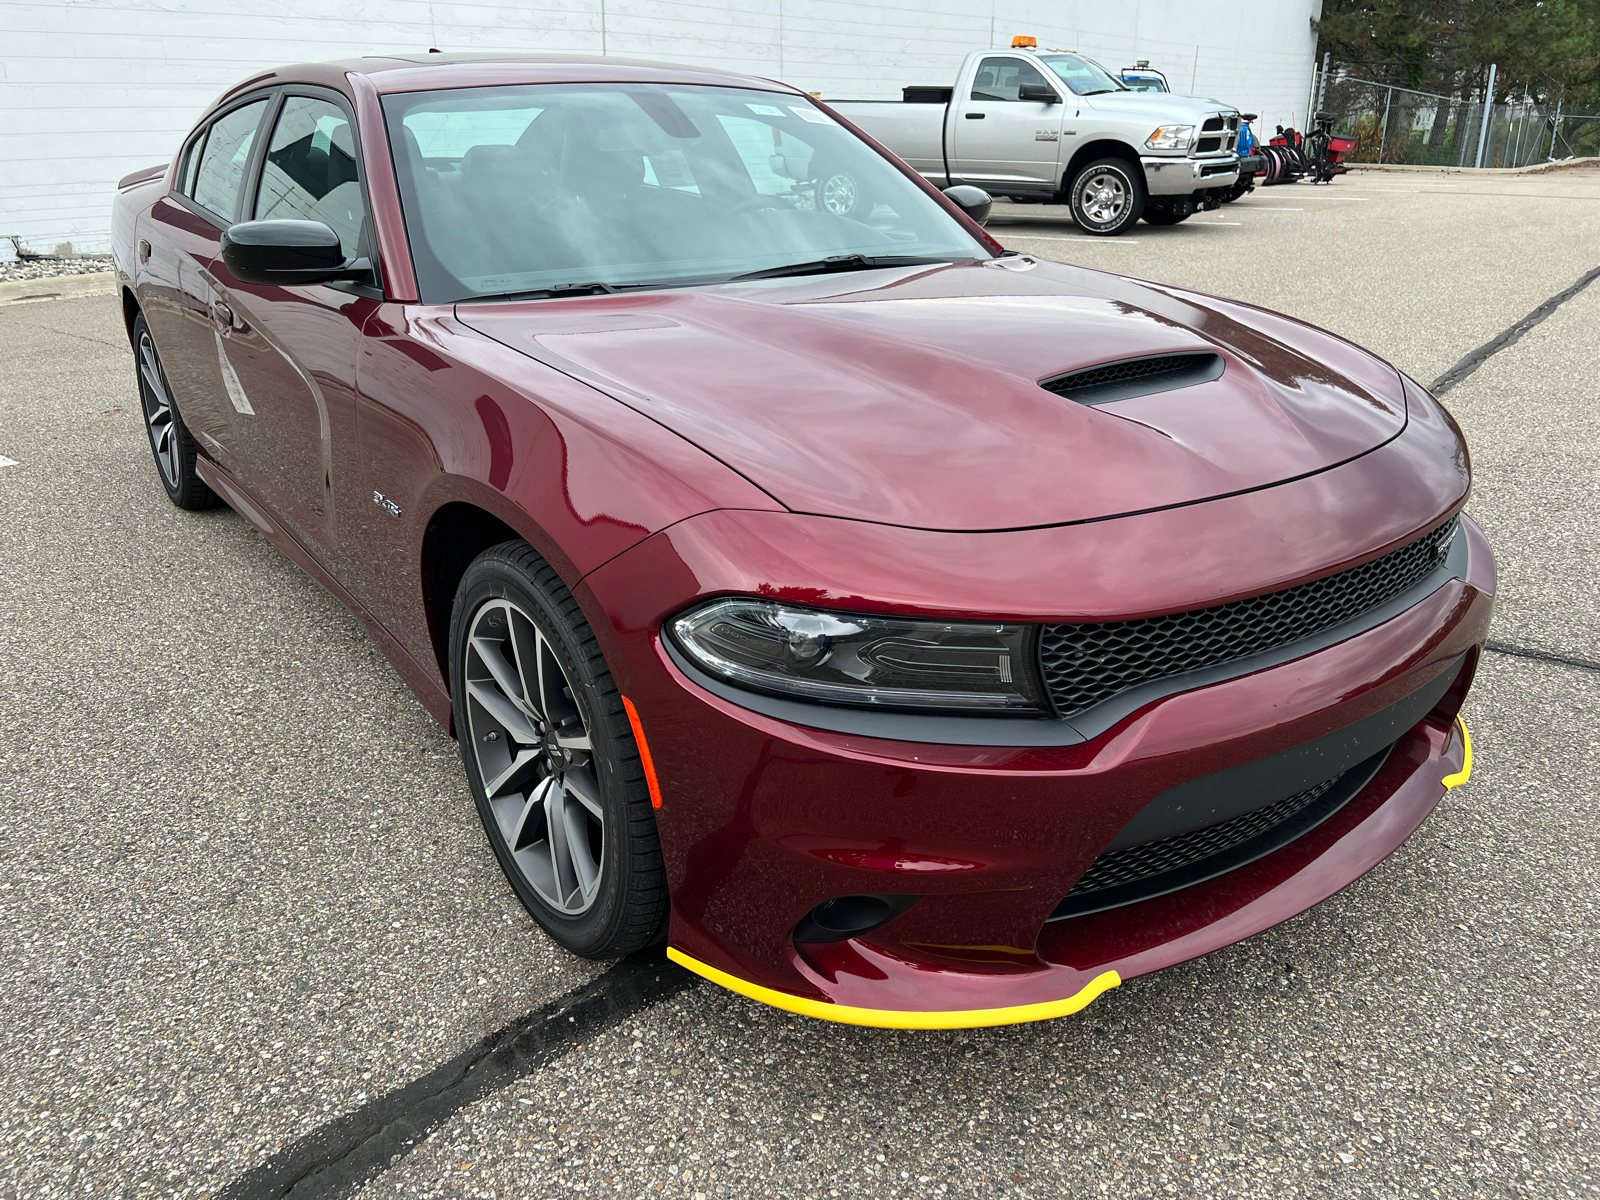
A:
219,89,382,568
950,55,1065,189
141,96,273,467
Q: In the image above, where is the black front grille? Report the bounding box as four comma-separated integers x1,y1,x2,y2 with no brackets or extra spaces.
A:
1040,518,1459,717
1067,774,1340,898
1197,136,1222,152
1202,116,1225,132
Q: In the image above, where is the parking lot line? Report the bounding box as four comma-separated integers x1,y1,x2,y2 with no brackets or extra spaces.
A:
1003,234,1142,244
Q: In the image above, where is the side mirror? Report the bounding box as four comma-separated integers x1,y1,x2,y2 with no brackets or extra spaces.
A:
221,220,370,287
942,185,992,227
1018,83,1060,104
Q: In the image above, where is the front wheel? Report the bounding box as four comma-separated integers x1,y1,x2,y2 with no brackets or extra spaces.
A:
1067,158,1144,236
131,314,219,510
450,541,669,958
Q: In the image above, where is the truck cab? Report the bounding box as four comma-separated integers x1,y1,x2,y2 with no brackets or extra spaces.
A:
831,43,1241,235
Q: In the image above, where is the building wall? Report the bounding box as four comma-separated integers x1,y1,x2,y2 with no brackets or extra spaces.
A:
0,0,1320,257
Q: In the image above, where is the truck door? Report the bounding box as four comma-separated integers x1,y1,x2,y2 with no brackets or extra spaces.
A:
950,56,1065,190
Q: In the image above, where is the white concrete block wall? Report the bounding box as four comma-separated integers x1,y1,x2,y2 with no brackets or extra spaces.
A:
0,0,1319,257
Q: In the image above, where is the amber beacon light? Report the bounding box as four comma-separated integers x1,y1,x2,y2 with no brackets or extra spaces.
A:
1012,35,1037,48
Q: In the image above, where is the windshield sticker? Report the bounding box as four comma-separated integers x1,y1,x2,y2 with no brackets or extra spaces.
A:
788,106,836,125
746,103,786,117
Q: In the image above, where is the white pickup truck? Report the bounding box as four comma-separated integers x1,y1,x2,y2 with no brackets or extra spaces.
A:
829,46,1242,236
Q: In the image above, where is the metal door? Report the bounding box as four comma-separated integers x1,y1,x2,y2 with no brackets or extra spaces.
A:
950,56,1065,188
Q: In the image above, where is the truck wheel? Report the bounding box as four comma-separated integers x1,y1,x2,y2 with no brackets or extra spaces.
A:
1067,159,1144,236
814,165,870,217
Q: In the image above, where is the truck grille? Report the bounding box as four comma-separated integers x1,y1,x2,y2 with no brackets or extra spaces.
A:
1197,137,1222,153
1039,518,1459,717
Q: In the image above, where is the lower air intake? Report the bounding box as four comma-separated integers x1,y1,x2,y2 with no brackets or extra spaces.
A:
1049,746,1391,920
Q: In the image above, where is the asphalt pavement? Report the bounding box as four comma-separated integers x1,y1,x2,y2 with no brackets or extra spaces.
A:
2,167,1597,1200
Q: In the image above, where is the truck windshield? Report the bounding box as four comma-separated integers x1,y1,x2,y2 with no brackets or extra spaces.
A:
382,83,990,303
1039,54,1128,96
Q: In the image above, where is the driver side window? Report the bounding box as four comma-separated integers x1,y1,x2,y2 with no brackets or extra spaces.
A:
254,95,367,261
971,57,1050,102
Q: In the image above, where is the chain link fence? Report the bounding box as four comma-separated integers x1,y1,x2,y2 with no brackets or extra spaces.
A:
1314,71,1600,168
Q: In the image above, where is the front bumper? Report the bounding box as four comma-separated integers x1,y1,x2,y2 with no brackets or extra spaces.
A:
580,433,1493,1027
1142,155,1239,194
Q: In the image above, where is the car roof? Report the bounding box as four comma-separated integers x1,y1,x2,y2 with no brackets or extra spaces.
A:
212,52,797,107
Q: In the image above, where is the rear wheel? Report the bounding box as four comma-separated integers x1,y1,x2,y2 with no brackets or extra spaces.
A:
450,540,668,958
131,313,219,510
1067,158,1144,236
813,164,871,217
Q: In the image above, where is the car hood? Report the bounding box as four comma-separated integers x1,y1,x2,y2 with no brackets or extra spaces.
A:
1078,91,1233,122
456,258,1406,531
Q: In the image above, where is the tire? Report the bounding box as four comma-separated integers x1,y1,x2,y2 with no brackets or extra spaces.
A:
1067,157,1144,236
1220,177,1253,203
813,164,870,217
450,540,668,958
132,313,220,510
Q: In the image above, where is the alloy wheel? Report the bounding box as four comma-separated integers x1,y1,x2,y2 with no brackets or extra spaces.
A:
464,598,604,915
1080,172,1129,225
820,172,858,215
138,330,180,488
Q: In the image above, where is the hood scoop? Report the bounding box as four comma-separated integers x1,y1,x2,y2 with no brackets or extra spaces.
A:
1041,351,1225,406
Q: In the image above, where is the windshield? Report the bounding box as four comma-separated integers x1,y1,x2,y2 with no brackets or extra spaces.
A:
382,84,990,303
1039,54,1127,96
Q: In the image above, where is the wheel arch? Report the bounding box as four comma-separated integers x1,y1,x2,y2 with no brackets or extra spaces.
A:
121,286,143,347
1062,140,1143,192
420,498,527,688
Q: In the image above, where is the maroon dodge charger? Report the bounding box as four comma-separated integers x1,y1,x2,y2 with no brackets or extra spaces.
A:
111,53,1492,1028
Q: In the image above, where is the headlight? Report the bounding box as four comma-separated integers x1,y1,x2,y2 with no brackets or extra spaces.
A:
1145,124,1195,152
669,598,1047,713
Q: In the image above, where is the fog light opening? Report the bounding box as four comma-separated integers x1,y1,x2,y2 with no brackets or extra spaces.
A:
793,894,921,944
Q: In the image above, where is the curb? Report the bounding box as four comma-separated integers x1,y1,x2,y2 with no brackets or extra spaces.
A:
0,271,118,307
1345,157,1599,176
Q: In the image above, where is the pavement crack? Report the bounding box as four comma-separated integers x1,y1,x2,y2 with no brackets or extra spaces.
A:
40,323,122,349
1431,264,1600,395
1483,639,1600,674
214,948,695,1200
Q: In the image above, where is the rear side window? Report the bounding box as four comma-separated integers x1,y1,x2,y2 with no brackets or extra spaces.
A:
177,130,206,196
192,99,268,219
970,57,1050,102
254,95,367,260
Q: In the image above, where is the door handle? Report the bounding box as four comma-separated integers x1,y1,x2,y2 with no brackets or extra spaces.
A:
965,112,986,119
210,299,234,330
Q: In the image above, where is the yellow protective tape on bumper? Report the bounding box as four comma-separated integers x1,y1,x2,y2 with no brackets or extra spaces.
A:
666,946,1120,1030
1442,715,1473,790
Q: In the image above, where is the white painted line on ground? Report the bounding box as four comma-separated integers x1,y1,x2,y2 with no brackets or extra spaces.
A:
1191,220,1243,226
1240,206,1304,210
1002,234,1142,244
0,455,19,468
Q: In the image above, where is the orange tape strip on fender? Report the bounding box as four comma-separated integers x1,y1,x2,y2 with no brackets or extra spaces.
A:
621,696,664,809
1442,715,1473,790
666,946,1120,1029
